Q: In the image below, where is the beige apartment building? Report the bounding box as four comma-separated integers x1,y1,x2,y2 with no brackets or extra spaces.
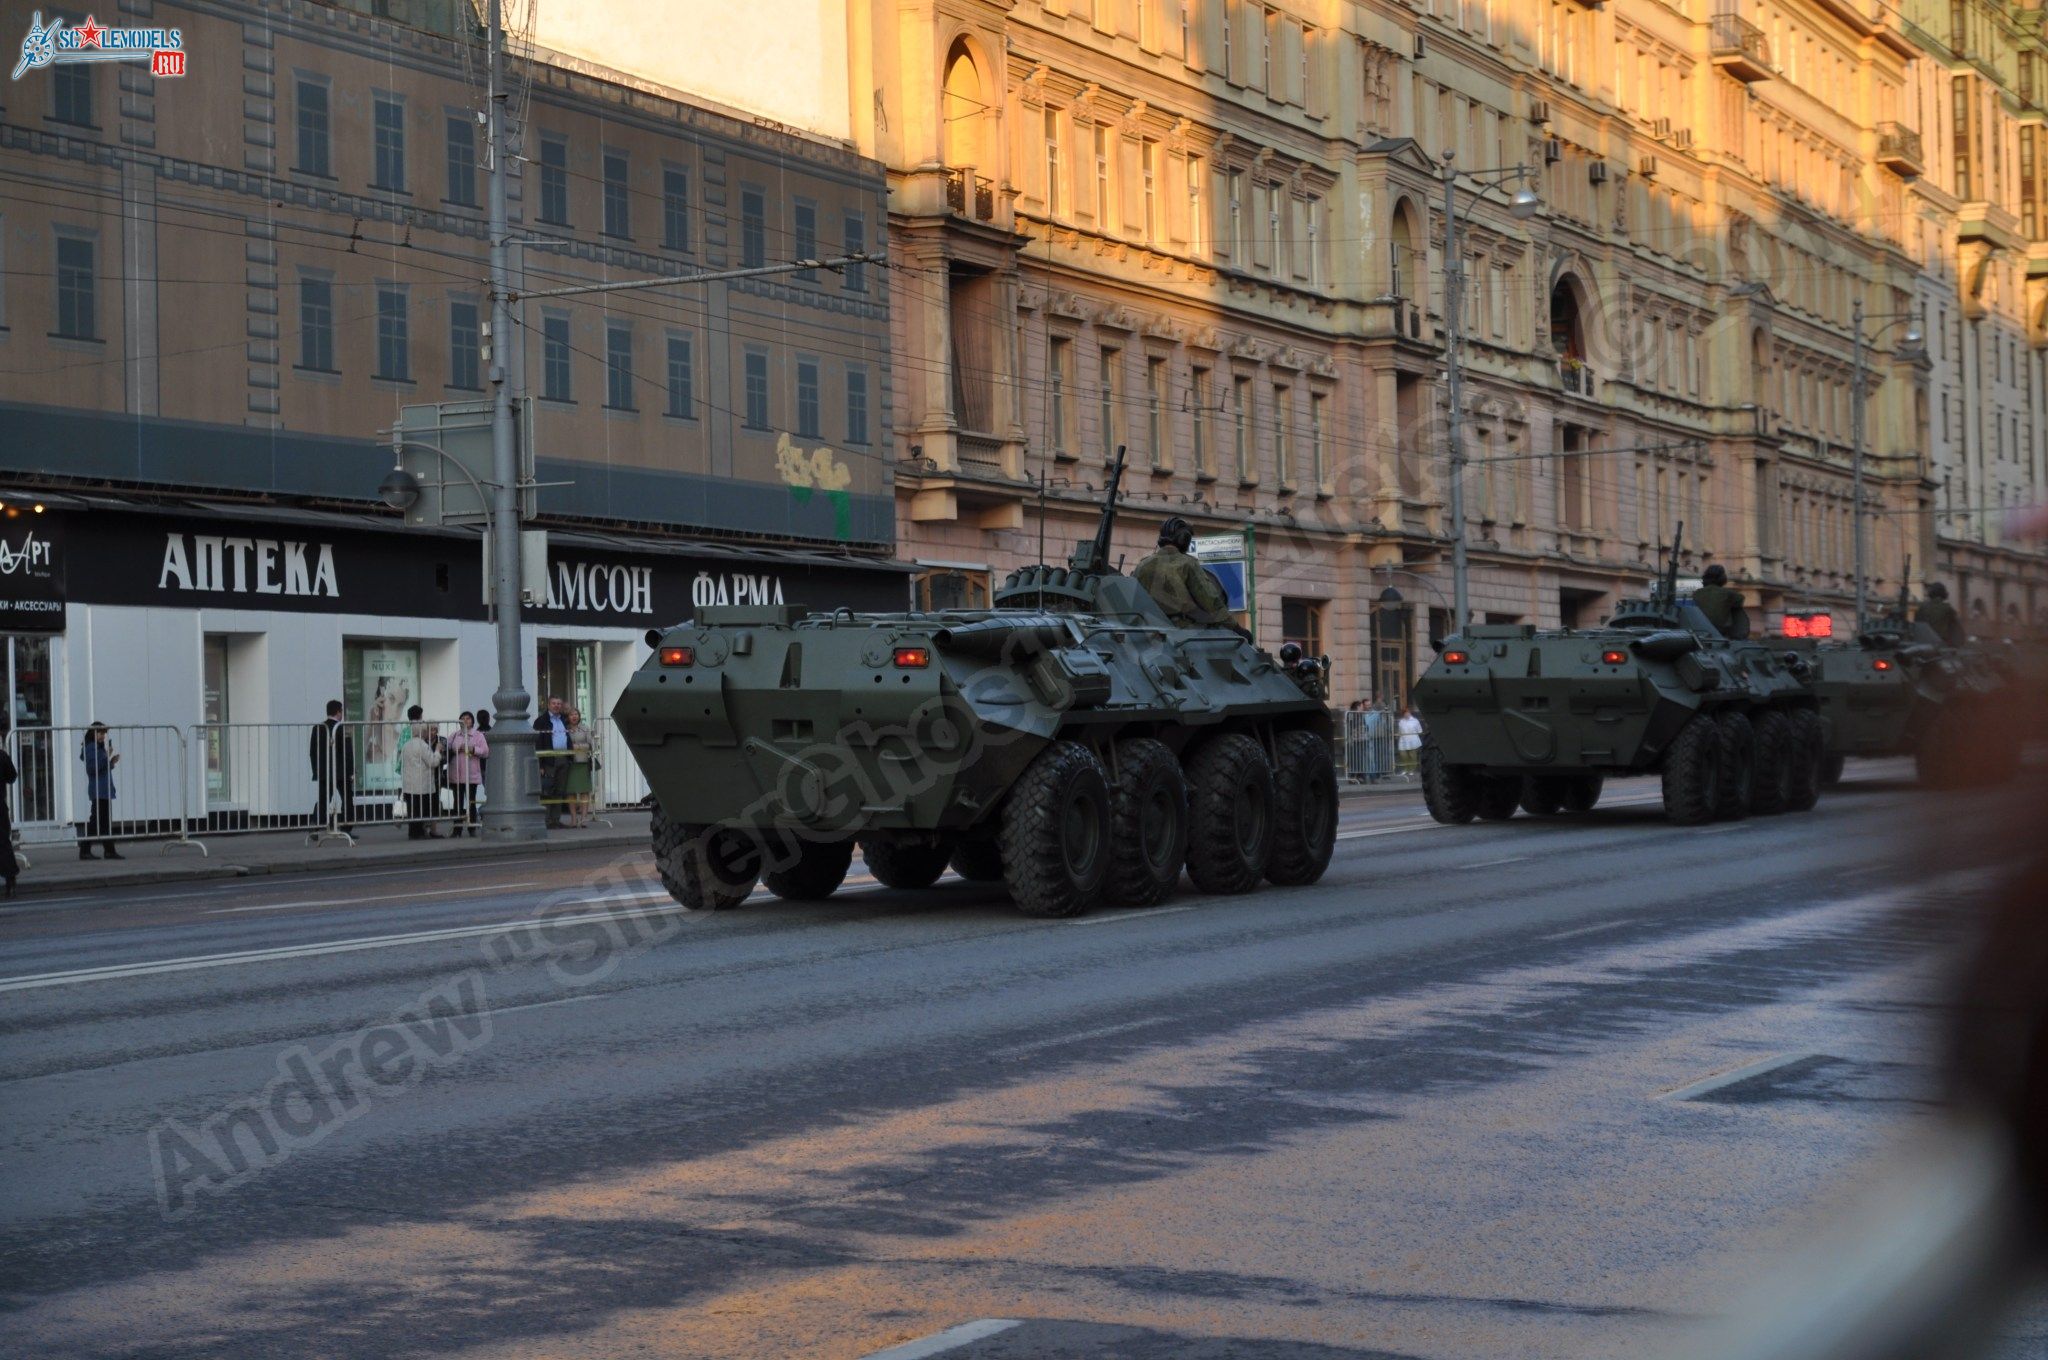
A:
848,0,2045,701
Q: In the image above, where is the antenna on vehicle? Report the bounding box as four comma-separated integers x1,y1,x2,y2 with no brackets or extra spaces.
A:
1070,445,1127,575
1654,520,1685,613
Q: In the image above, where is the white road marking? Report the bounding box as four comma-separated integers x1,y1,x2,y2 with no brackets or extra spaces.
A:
209,882,543,914
860,1319,1022,1360
1655,1050,1825,1102
1465,855,1531,869
1540,920,1635,944
993,1018,1162,1059
1070,904,1198,927
482,993,610,1018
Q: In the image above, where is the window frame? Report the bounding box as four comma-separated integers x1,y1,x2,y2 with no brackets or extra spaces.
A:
538,134,570,226
374,284,411,382
372,92,408,193
665,332,696,419
846,365,871,445
295,77,332,178
743,348,772,430
448,296,482,391
53,233,96,342
795,354,822,438
444,114,478,207
661,166,691,252
604,322,636,411
298,272,336,372
740,186,768,269
601,148,631,239
541,312,574,402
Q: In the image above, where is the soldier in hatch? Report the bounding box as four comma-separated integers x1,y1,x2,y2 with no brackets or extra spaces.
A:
1135,517,1243,636
1690,563,1751,639
1917,581,1967,646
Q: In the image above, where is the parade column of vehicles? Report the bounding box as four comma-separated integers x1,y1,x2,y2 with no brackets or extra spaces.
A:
611,451,1339,919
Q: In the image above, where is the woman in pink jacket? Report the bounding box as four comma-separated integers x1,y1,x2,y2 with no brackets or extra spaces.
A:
445,711,490,836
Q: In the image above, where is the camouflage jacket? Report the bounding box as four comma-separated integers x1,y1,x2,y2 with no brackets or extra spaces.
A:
1134,546,1232,626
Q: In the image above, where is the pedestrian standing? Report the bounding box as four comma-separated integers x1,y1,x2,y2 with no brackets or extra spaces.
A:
399,722,444,839
564,708,594,828
310,700,356,834
474,709,493,796
445,712,489,837
78,722,121,860
0,720,19,898
1397,706,1424,777
533,697,571,830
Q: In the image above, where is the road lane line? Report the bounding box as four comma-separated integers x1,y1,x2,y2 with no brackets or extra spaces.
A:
860,1320,1022,1360
993,1018,1162,1058
483,993,610,1018
1655,1050,1824,1102
209,882,543,914
1070,904,1198,927
1465,855,1531,868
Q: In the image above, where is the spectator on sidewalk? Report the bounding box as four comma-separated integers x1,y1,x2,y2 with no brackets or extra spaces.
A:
0,719,18,897
565,708,594,828
310,700,355,834
474,709,493,790
534,697,572,830
1397,706,1424,777
78,722,121,861
445,712,489,837
400,722,445,840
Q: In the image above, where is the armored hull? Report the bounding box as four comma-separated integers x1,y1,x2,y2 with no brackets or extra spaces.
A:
1786,627,2018,788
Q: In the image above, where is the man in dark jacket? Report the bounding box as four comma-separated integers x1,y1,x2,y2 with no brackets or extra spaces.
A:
1690,563,1751,639
310,699,355,833
534,696,571,830
1917,581,1967,646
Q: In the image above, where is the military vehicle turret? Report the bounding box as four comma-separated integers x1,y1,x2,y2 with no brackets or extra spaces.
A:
611,450,1337,919
1412,526,1823,825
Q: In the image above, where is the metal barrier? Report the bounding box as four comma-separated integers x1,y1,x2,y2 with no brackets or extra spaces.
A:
592,718,650,811
1339,709,1405,784
6,725,204,855
318,717,489,843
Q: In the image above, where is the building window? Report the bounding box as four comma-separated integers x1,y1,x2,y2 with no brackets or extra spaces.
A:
843,213,867,292
1044,108,1063,216
1309,390,1327,486
1146,355,1168,467
796,357,822,437
449,299,481,390
605,324,634,410
1187,155,1206,255
1264,183,1284,275
1224,0,1235,77
662,168,690,250
1304,195,1321,285
445,115,477,206
1281,597,1324,656
1233,375,1251,480
744,350,771,428
1094,125,1114,228
1192,366,1213,475
296,80,331,176
375,287,409,381
741,187,767,267
539,136,569,225
665,334,695,417
542,315,572,401
1226,169,1244,260
298,275,334,371
602,150,630,238
793,200,818,280
1953,76,1973,202
53,235,95,340
1273,382,1293,484
846,366,870,444
1141,140,1160,242
1050,335,1074,454
1098,346,1121,457
372,94,406,191
1262,5,1275,91
52,63,92,126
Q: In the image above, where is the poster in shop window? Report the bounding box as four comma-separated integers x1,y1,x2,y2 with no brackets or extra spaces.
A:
352,647,419,794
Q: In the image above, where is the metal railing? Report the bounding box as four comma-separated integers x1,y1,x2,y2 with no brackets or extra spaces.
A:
943,167,996,222
1339,709,1412,784
1710,12,1772,75
1557,359,1596,398
1875,122,1924,172
6,726,204,854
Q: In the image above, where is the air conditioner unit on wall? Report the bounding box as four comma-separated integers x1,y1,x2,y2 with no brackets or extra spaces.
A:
1651,116,1672,139
1413,33,1426,59
1638,154,1660,177
1588,162,1610,184
1529,98,1551,123
1544,138,1564,164
1671,128,1695,151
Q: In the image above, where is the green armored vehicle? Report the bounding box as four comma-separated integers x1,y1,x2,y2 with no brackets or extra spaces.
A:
612,451,1337,918
1413,528,1823,825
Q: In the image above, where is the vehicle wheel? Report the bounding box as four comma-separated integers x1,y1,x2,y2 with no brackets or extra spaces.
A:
1713,710,1756,821
1519,776,1567,817
1185,733,1274,895
1559,774,1603,812
1107,738,1189,906
999,740,1113,918
1266,730,1338,887
1421,741,1481,825
1784,710,1824,812
1475,776,1521,821
650,804,761,911
1749,710,1796,815
761,836,854,901
1659,715,1721,826
859,836,952,890
1820,753,1847,788
949,837,1005,883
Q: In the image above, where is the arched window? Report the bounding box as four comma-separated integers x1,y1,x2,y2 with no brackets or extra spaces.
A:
942,41,990,177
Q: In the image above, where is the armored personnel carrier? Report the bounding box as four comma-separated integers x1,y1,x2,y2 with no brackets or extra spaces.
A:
1412,528,1823,825
611,451,1337,919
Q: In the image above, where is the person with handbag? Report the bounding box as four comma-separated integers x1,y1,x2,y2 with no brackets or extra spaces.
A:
444,712,490,837
564,708,595,828
79,722,121,860
399,722,444,839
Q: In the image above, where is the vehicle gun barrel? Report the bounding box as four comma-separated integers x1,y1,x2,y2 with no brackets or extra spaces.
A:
930,616,1075,659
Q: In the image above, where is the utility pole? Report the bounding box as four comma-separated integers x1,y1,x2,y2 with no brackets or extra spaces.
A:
483,0,544,841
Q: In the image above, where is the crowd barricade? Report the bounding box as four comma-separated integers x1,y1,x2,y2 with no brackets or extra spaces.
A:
321,717,491,842
591,719,650,811
1339,708,1402,784
6,725,205,855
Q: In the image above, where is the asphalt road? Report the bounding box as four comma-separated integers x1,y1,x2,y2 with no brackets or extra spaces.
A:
0,764,2039,1360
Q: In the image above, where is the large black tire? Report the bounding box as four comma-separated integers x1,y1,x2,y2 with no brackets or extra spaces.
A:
1559,774,1603,812
1519,776,1567,817
1785,709,1824,812
1266,730,1338,887
761,836,854,901
949,837,1005,883
1660,715,1721,825
999,740,1113,918
1421,741,1481,825
859,836,952,890
1750,710,1796,815
1475,776,1521,821
650,805,762,911
1820,753,1847,788
1107,738,1189,906
1185,733,1275,895
1713,710,1756,821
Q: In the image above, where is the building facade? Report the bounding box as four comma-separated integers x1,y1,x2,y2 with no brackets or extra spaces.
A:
0,0,905,797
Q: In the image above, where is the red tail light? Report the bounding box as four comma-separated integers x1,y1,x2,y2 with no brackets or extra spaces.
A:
1872,657,1892,671
1601,649,1628,665
893,646,930,668
659,646,693,667
1442,649,1469,665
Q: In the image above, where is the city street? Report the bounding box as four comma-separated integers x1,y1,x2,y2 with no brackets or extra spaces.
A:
1,764,2034,1360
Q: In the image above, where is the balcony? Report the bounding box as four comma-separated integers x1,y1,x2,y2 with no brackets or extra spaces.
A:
955,431,1006,477
1556,359,1596,400
1875,122,1924,177
943,168,996,223
1710,13,1773,83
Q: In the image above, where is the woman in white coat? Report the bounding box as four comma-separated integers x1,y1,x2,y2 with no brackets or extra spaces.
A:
399,723,444,839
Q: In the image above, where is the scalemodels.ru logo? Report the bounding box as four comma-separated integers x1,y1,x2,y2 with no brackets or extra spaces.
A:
12,11,187,81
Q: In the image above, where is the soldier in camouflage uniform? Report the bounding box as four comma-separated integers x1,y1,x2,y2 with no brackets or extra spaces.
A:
1690,563,1751,639
1916,581,1967,646
1135,517,1237,630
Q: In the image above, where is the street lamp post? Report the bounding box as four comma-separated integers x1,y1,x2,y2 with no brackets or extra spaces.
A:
1440,152,1540,634
1849,298,1922,632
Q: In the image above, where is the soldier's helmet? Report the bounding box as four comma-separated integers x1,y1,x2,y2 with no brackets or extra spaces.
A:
1158,516,1194,551
1927,581,1949,600
1702,563,1728,586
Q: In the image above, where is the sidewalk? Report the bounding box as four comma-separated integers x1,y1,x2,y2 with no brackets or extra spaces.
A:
5,812,654,900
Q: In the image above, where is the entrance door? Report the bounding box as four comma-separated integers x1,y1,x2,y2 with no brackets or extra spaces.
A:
3,634,56,825
537,641,597,722
202,635,232,805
